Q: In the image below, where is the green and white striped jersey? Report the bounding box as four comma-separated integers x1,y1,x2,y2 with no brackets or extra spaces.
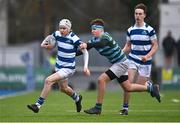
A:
89,32,126,64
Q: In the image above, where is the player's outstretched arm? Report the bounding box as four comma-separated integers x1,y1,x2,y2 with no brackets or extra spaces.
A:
76,40,108,56
81,49,91,76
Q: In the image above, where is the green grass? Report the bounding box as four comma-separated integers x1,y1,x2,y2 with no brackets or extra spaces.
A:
0,90,180,122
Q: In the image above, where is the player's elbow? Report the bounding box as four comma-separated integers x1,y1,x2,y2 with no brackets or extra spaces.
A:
40,44,44,48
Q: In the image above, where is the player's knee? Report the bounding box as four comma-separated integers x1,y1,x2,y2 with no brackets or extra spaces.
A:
125,87,131,92
121,81,132,92
122,85,130,92
44,78,52,86
98,73,110,85
98,77,105,85
98,76,102,82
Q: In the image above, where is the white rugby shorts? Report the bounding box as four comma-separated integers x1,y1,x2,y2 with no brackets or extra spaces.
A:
128,59,152,77
109,59,128,78
56,68,75,81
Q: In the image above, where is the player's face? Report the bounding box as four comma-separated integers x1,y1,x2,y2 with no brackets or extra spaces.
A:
134,9,146,24
91,29,103,37
59,26,69,36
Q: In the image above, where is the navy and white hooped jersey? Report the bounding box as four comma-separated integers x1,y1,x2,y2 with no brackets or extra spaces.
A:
52,31,82,71
126,22,157,65
89,32,126,64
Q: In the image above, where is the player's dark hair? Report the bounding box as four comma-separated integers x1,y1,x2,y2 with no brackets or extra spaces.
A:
134,3,147,14
90,18,105,26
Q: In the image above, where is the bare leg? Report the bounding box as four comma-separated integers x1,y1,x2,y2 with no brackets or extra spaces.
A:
58,79,74,96
121,80,147,92
97,73,111,103
40,72,61,99
136,75,148,86
84,72,111,114
123,69,148,103
27,72,61,113
121,69,137,110
58,79,82,112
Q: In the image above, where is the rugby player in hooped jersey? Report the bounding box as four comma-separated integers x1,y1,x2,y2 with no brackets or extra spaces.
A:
120,3,160,115
27,19,90,113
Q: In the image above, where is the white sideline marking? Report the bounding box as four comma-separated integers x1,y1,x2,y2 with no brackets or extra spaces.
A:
66,109,180,113
171,99,180,103
0,91,33,99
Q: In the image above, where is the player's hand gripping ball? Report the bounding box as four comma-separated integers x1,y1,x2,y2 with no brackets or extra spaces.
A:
44,35,56,46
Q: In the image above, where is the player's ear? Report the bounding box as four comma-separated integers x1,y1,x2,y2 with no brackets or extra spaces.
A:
144,13,146,18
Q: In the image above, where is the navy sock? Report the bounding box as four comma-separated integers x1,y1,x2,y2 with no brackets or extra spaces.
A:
123,103,129,110
71,92,79,102
95,103,102,110
147,81,153,92
36,97,45,106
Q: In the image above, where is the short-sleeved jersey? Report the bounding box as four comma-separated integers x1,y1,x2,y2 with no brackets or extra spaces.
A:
126,22,157,65
89,32,126,64
52,31,82,71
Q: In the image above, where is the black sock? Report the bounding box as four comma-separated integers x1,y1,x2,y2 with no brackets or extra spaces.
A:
95,103,102,110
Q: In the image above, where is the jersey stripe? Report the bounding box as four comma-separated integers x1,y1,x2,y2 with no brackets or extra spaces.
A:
131,40,151,45
127,22,157,65
58,46,76,53
131,49,151,55
52,31,81,70
89,32,126,64
129,55,152,65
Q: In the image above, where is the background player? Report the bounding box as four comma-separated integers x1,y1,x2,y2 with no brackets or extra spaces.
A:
121,3,160,115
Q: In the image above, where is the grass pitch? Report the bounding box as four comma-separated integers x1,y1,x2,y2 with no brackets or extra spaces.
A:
0,90,180,122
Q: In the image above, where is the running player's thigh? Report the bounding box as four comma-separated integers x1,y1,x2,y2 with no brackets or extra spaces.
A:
136,75,149,85
46,72,61,83
58,79,68,88
128,68,137,83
